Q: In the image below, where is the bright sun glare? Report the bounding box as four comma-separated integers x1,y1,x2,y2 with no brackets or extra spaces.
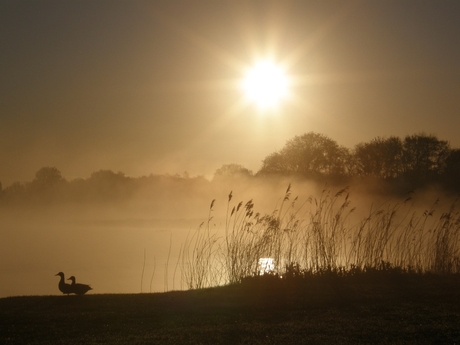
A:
258,257,275,275
242,60,289,110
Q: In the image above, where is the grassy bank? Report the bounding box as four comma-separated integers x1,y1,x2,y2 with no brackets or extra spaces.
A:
2,272,460,344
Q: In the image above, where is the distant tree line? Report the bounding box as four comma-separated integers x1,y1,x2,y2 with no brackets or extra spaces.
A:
1,132,459,205
0,168,209,205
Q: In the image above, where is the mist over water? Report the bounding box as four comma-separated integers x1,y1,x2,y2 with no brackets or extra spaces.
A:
0,176,285,297
1,197,200,296
1,176,456,298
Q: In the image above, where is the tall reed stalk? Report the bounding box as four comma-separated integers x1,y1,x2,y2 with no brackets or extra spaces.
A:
180,200,223,289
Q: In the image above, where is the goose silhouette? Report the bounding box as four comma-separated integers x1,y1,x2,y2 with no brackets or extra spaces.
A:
67,276,93,295
55,272,72,295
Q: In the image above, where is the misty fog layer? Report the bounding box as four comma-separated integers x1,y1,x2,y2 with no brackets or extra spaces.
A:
1,174,457,298
0,176,296,297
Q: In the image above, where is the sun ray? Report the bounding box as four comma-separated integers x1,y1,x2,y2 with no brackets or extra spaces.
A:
281,1,360,70
148,5,246,73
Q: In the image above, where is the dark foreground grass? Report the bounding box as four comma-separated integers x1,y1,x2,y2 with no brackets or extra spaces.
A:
2,273,460,345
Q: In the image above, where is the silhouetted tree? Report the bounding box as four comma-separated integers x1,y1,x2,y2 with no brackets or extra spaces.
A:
258,132,350,180
441,148,460,193
89,170,127,182
213,164,253,180
258,152,286,175
401,133,450,187
28,166,65,194
36,166,63,185
87,170,132,199
353,136,403,179
1,181,26,203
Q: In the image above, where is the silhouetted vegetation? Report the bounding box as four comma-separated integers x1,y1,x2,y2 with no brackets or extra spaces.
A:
179,186,460,291
259,132,350,180
1,132,459,207
213,163,253,181
0,169,210,206
259,132,460,193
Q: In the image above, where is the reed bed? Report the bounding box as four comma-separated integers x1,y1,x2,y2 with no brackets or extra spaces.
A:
180,185,460,289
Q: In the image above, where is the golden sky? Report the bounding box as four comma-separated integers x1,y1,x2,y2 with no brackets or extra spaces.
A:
1,0,460,185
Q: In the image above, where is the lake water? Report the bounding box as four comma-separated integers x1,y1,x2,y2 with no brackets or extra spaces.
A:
0,213,205,297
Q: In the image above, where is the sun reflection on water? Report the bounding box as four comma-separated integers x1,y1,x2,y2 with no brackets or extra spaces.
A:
258,257,275,275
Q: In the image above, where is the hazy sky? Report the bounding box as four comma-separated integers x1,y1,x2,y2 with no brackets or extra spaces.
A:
2,0,460,186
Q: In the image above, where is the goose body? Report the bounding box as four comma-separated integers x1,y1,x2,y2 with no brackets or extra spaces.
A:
67,276,93,295
55,272,72,295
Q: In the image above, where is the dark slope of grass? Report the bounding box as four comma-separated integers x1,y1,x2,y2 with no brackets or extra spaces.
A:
2,274,460,345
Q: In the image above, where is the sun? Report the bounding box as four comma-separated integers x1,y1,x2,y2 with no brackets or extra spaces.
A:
242,60,290,109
